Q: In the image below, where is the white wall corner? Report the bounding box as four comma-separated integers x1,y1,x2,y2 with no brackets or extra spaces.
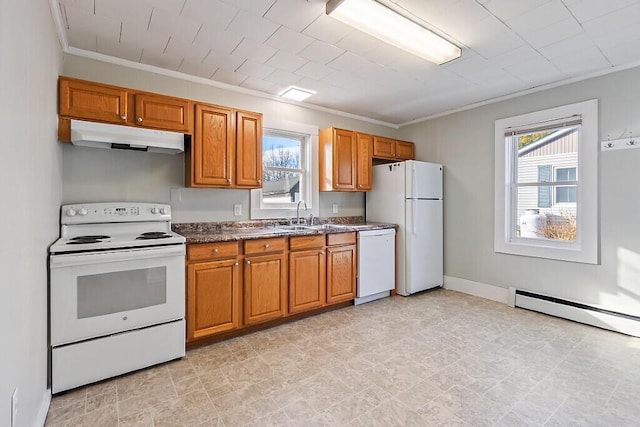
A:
508,286,516,307
443,276,510,304
36,389,51,427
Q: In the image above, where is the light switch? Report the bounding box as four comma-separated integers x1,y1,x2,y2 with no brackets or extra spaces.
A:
233,204,242,216
332,204,339,214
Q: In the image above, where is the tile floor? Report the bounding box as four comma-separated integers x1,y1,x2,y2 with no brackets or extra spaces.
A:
45,289,640,426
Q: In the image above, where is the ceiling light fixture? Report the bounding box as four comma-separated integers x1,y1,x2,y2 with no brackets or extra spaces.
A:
326,0,461,64
279,87,316,102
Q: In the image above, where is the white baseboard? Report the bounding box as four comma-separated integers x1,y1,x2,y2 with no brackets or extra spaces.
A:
36,389,51,426
443,276,509,304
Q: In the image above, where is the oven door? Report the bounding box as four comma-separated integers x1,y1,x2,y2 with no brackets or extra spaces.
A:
50,245,185,346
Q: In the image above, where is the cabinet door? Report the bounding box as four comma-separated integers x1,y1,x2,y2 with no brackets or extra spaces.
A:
333,128,357,190
191,104,234,187
373,136,396,159
326,244,356,304
235,111,263,188
356,133,373,191
134,93,191,132
244,253,287,325
59,78,128,124
289,249,326,314
187,259,240,341
396,140,415,160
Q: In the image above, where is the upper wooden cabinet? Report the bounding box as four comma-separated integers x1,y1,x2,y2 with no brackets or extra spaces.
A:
319,127,372,192
373,136,415,160
186,104,263,189
58,77,192,134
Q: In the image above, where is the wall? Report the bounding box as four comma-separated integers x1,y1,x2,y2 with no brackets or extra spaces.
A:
398,66,640,316
0,1,63,426
61,55,385,223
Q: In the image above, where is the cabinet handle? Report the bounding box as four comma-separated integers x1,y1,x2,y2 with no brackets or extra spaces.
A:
264,244,270,249
320,251,325,256
358,184,362,188
234,262,238,267
120,115,127,120
212,248,219,254
137,117,143,123
257,179,262,184
227,178,232,183
246,260,251,265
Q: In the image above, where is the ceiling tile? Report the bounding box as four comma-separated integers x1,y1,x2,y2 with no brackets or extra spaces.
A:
265,69,302,86
519,18,584,49
505,1,572,35
581,3,640,38
295,61,335,80
164,38,211,62
96,0,153,24
213,68,248,85
232,39,278,63
202,50,246,72
148,8,202,43
327,52,371,73
194,25,242,53
490,45,542,68
121,21,170,53
240,77,277,92
470,28,525,58
177,59,217,78
180,0,238,27
142,0,186,15
601,38,640,66
226,10,280,42
302,14,352,45
298,40,344,64
448,15,509,47
265,51,308,72
60,0,94,14
566,0,639,23
265,26,314,54
538,33,596,59
263,0,324,31
445,55,511,85
221,0,276,16
320,70,369,90
504,56,566,86
236,60,276,79
590,23,640,50
67,30,97,52
334,30,382,56
140,50,183,70
97,36,143,62
550,46,612,76
66,5,122,38
482,0,552,22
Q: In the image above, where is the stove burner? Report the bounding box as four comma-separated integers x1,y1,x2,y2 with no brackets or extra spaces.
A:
70,235,110,240
66,238,102,245
136,232,172,240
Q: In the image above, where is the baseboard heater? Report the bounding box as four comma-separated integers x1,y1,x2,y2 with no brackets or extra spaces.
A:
512,289,640,337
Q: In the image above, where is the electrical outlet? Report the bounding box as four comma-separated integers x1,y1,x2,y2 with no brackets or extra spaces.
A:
233,204,242,216
332,204,339,214
11,388,18,427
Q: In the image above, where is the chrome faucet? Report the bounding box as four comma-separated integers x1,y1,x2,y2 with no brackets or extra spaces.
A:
296,200,307,224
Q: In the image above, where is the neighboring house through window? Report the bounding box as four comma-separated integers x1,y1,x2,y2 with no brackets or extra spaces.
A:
494,99,598,264
250,120,319,220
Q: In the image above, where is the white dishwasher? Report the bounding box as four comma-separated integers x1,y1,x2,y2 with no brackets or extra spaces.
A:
356,228,396,305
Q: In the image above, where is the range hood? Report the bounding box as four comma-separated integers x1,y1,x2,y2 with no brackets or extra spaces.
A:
70,120,185,154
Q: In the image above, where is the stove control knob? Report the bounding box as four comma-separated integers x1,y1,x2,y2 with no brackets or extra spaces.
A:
78,208,88,216
160,207,168,215
151,207,159,214
65,208,77,217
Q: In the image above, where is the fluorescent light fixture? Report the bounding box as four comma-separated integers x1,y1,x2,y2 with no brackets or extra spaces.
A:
326,0,461,64
280,87,316,102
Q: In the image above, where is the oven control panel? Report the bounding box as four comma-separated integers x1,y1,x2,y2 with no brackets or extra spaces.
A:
61,203,172,224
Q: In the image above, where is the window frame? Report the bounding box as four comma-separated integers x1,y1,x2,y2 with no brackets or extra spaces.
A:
261,129,308,208
250,119,319,220
494,99,599,264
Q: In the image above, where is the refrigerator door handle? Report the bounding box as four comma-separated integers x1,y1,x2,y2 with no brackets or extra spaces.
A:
412,166,417,199
412,201,417,235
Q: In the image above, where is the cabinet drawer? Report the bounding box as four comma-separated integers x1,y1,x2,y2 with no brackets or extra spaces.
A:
290,235,325,250
187,242,239,261
245,237,286,255
327,232,356,246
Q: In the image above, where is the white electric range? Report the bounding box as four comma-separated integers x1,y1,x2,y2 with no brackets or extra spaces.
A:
49,202,186,393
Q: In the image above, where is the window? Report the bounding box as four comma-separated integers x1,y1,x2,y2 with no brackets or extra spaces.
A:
494,99,598,264
251,120,319,220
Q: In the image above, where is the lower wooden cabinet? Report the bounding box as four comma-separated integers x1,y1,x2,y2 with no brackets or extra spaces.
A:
326,233,357,304
289,246,326,314
187,258,240,341
243,252,288,325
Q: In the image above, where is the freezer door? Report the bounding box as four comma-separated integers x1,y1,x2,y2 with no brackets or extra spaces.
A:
403,199,443,295
405,161,442,200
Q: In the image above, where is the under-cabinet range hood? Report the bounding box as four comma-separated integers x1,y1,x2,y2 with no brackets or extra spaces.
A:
70,120,185,154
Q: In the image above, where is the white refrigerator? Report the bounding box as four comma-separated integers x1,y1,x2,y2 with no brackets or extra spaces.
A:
366,161,443,296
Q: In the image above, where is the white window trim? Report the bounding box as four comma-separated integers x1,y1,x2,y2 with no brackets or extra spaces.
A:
250,118,319,220
494,99,599,264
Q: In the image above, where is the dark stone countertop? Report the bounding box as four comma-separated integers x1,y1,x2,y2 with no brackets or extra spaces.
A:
173,217,397,244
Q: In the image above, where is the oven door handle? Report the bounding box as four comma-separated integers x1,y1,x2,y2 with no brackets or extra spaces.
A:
50,245,186,268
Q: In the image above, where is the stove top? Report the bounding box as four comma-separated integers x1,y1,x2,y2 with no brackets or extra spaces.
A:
50,203,185,254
